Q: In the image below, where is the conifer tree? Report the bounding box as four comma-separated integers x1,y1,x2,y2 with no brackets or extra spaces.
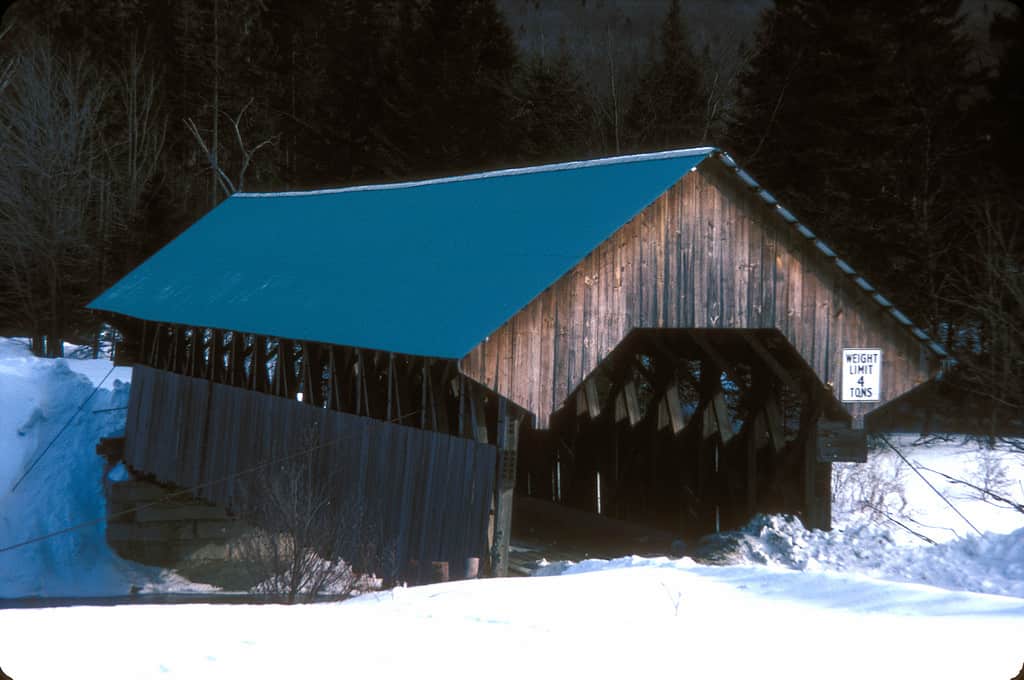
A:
624,0,705,151
728,0,980,334
514,46,594,163
393,0,521,177
986,1,1023,182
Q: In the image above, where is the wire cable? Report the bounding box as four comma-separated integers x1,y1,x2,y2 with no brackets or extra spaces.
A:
11,364,117,493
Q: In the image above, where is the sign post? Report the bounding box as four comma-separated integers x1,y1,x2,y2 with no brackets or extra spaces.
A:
841,348,881,403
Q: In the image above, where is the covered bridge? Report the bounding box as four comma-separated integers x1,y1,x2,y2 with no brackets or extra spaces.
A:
89,147,947,577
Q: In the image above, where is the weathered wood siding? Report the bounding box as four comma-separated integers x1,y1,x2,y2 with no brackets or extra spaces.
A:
461,158,938,427
124,365,496,574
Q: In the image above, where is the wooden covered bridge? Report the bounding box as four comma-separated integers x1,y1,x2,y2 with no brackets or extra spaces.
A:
89,147,947,578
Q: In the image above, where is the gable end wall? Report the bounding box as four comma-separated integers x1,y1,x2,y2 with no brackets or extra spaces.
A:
461,159,937,427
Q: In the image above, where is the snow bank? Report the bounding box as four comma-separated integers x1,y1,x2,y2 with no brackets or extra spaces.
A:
0,339,171,597
701,514,1024,597
538,514,1024,598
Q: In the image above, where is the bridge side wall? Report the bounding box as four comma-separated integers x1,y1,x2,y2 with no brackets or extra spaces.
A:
124,364,497,578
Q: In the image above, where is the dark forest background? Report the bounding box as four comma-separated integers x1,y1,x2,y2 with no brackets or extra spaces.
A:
0,0,1020,428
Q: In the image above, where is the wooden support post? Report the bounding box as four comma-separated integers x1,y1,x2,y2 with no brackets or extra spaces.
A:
663,384,688,434
491,396,519,577
228,332,245,387
386,352,395,421
268,339,280,395
138,321,147,365
457,375,466,437
467,381,489,444
710,390,734,444
147,323,161,367
420,360,429,429
167,326,178,372
183,328,193,376
252,336,268,393
280,340,297,399
799,378,826,530
271,339,284,397
763,393,785,454
745,413,759,518
584,378,601,420
301,342,324,406
189,328,205,377
175,326,187,374
299,343,310,403
326,348,339,410
803,416,819,528
394,356,414,425
429,362,452,434
621,380,642,426
735,371,769,521
354,349,369,417
369,352,388,419
336,347,355,413
208,329,223,383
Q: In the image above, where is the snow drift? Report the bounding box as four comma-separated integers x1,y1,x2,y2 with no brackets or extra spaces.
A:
0,339,159,597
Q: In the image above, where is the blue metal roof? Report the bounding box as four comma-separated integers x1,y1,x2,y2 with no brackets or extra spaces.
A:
89,149,712,358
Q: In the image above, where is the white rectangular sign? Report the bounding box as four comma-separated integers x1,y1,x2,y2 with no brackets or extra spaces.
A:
841,348,881,402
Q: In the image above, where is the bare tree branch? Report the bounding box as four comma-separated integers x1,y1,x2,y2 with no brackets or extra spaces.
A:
0,39,108,355
916,463,1024,515
186,98,277,198
184,116,236,196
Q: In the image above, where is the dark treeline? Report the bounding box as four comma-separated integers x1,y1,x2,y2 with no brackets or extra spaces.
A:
0,0,1020,429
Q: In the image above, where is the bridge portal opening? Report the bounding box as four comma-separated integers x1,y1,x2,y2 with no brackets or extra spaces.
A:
511,329,844,557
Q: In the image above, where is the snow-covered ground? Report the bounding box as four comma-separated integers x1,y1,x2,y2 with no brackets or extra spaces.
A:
0,339,1022,679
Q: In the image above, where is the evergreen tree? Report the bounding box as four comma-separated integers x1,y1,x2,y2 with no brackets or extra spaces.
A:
392,0,521,177
624,0,705,151
986,1,1023,182
513,46,594,163
727,0,980,335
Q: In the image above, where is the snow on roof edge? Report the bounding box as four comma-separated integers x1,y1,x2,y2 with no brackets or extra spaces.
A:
234,147,717,199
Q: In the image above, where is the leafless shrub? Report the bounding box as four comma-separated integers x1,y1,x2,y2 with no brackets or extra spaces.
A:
234,424,374,603
969,445,1012,502
832,452,908,523
238,528,359,603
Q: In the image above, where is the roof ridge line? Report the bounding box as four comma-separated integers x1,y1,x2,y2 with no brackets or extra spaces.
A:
234,147,718,199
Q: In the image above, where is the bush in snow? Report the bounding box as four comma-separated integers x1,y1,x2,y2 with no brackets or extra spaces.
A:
968,445,1013,502
233,423,372,604
832,449,908,524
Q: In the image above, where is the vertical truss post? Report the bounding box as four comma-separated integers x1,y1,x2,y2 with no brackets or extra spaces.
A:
491,396,519,577
798,377,827,530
